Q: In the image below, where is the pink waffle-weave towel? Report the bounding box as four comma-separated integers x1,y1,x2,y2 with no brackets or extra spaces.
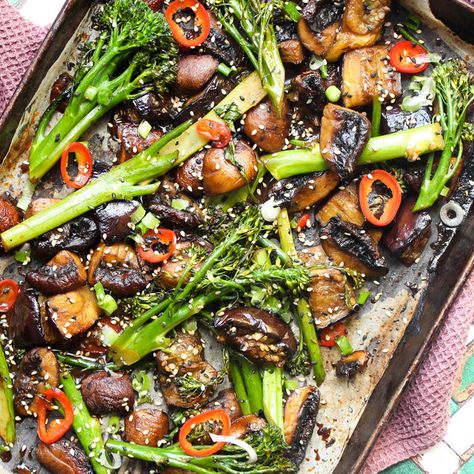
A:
1,2,474,473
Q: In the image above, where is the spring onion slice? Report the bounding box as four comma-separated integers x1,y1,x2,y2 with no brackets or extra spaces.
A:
209,433,258,463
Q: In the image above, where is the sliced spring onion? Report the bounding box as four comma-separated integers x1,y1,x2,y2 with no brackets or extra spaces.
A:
357,288,371,305
335,335,353,356
309,55,327,76
16,181,36,212
130,204,146,224
284,1,301,22
171,198,189,211
440,186,450,197
14,248,31,264
136,212,160,235
260,197,281,222
93,282,118,316
84,86,98,102
209,433,258,463
217,63,233,77
440,201,465,227
101,324,119,347
325,85,341,103
138,120,152,140
131,371,152,405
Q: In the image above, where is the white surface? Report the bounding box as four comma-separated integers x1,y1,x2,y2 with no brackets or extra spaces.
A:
418,441,461,474
444,396,474,457
18,0,65,27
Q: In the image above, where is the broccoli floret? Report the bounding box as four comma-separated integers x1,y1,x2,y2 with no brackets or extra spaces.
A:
29,0,178,181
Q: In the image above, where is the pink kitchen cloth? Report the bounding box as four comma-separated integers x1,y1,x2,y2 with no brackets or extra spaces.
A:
1,1,474,473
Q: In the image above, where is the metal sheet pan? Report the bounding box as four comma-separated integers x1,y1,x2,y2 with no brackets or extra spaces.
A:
0,1,472,473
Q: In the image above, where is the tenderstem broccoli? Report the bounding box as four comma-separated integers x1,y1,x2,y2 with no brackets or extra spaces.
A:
29,0,178,181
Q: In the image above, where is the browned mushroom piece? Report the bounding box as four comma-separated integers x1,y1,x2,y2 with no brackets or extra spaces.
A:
50,72,73,113
265,171,339,213
176,150,205,196
0,197,20,234
213,307,297,367
320,218,388,277
284,386,320,466
156,332,219,408
343,0,391,35
202,139,258,196
176,55,219,95
320,104,371,180
278,39,305,64
88,243,147,296
45,286,101,339
146,0,163,12
25,198,59,218
203,389,242,422
317,183,364,227
80,371,134,415
124,409,169,446
335,350,369,377
342,46,401,108
37,439,93,474
26,250,87,295
229,414,267,439
243,98,290,153
14,348,59,416
383,196,432,266
8,287,59,347
93,200,140,244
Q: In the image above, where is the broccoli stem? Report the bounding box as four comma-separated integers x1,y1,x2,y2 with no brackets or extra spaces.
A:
0,341,15,446
61,372,109,474
277,209,325,385
229,357,252,416
262,123,444,180
262,366,284,430
371,96,382,137
240,357,264,414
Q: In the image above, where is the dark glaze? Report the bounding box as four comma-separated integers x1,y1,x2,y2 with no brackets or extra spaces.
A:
381,104,432,134
213,307,297,367
37,439,93,474
383,195,432,266
320,104,371,180
49,72,72,113
301,0,343,34
291,71,327,111
320,218,388,277
336,350,369,377
94,200,139,244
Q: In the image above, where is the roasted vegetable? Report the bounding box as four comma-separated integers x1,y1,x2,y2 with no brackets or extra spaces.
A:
0,340,15,445
343,0,390,35
383,195,432,266
14,348,59,417
320,104,371,180
229,414,267,438
26,250,87,295
342,46,401,108
176,151,205,196
115,120,163,163
125,409,169,446
279,39,305,65
316,183,364,226
37,439,93,474
320,218,388,277
381,104,432,134
0,197,20,234
336,349,369,377
177,55,219,94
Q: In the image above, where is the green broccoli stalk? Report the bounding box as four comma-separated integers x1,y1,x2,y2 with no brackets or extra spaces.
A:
106,424,297,473
29,0,178,181
414,60,474,210
0,341,15,447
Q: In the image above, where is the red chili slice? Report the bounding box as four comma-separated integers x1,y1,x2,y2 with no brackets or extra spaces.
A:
37,388,74,445
138,228,177,263
319,322,347,347
196,119,232,148
296,214,311,232
179,409,231,457
389,40,429,74
165,0,211,48
60,142,93,189
359,169,402,227
0,279,19,312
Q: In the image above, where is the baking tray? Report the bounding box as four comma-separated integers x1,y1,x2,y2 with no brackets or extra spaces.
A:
0,1,473,473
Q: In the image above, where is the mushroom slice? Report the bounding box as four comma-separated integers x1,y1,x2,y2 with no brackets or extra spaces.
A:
37,439,93,474
336,350,369,377
229,415,267,439
213,307,297,367
320,218,388,277
46,286,101,339
297,20,340,56
177,55,218,95
317,183,364,226
284,386,320,466
14,348,59,416
125,409,169,446
88,243,147,296
204,389,242,422
26,250,87,295
80,371,134,415
343,0,391,35
279,39,305,65
320,104,371,180
0,197,20,234
94,200,140,245
176,151,205,196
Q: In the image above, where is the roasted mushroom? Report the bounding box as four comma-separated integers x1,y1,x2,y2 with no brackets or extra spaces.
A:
0,197,20,234
290,70,328,111
94,200,140,244
317,183,364,226
14,348,59,416
213,307,297,367
381,104,432,134
320,218,388,277
25,198,59,218
284,386,320,466
156,332,219,408
265,171,339,212
45,286,101,339
124,409,169,446
176,55,218,94
204,389,242,422
383,196,432,266
8,287,58,347
279,39,305,64
343,0,391,35
176,151,205,196
320,104,371,180
335,350,369,377
88,243,147,296
202,139,258,196
26,250,87,295
49,72,73,113
80,371,134,415
243,98,290,153
229,414,267,438
342,46,402,108
37,439,93,474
